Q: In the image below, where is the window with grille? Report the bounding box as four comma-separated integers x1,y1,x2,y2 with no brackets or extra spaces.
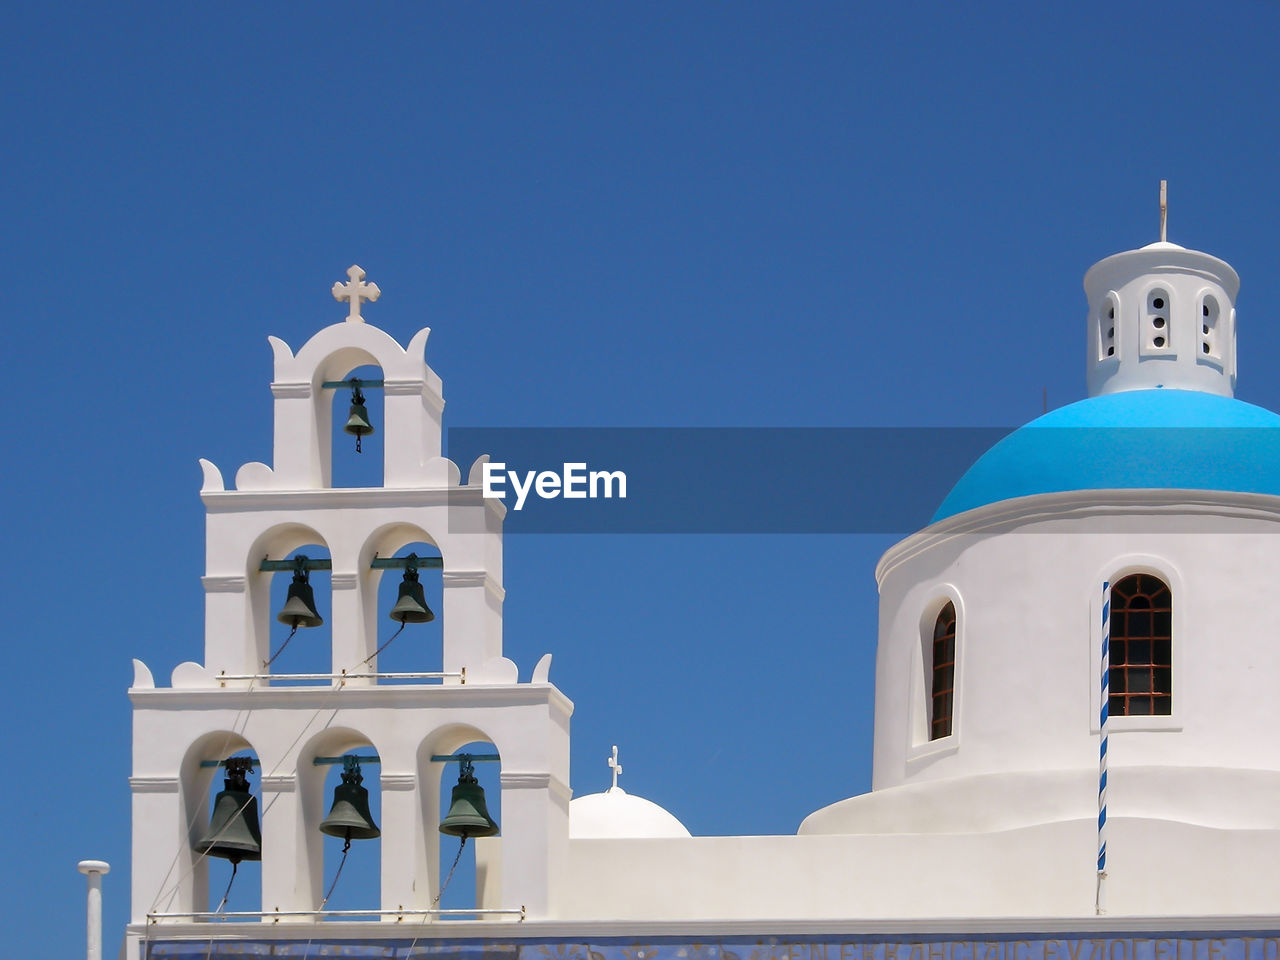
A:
931,602,956,739
1109,574,1172,716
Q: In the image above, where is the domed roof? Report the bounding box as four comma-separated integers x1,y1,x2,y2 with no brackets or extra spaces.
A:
933,389,1280,522
569,787,691,839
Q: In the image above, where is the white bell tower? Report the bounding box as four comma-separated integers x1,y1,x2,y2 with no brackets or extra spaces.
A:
125,266,572,956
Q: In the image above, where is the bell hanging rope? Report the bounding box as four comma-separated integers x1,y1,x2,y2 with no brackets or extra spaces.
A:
343,378,375,453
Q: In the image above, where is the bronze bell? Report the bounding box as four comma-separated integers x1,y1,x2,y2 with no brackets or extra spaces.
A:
319,761,380,841
277,568,323,629
439,757,499,838
194,759,262,864
344,380,374,451
389,562,434,624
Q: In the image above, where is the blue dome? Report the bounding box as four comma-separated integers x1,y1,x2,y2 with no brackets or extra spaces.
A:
933,390,1280,522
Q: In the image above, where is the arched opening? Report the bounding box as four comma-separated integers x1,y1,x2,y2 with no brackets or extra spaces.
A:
1097,294,1118,361
177,735,262,916
298,728,382,912
1145,287,1173,353
436,741,501,913
328,363,386,489
929,601,956,740
1199,293,1222,362
372,539,444,680
264,544,333,678
419,728,502,916
314,753,383,913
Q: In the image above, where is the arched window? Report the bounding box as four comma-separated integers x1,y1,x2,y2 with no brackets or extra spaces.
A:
931,602,956,739
1110,574,1172,716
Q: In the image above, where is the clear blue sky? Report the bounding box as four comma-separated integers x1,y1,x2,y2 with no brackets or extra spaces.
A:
6,1,1280,953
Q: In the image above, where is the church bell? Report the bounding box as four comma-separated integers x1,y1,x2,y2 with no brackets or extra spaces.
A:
344,380,375,452
319,759,380,841
277,566,323,629
389,557,434,624
439,757,499,838
194,758,263,864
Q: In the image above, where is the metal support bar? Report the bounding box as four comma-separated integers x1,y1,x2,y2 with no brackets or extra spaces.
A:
200,759,260,769
259,557,442,571
259,558,332,572
431,753,501,763
371,556,443,570
313,755,381,766
321,378,385,390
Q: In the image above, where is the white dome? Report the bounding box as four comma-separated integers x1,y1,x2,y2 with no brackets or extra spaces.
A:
569,786,691,838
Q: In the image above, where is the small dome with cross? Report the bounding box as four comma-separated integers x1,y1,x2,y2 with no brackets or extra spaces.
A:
569,746,690,839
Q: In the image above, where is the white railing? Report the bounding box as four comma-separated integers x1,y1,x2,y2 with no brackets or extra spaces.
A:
146,905,523,922
215,669,465,686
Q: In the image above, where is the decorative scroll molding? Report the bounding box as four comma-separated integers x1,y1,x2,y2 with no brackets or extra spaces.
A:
130,776,180,794
270,382,312,399
382,379,427,397
500,771,571,802
380,773,417,791
202,576,246,594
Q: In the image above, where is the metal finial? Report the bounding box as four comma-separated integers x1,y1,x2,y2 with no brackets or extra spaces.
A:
607,745,623,790
1159,180,1168,243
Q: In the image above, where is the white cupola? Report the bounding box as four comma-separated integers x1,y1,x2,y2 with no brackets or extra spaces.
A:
1084,240,1239,398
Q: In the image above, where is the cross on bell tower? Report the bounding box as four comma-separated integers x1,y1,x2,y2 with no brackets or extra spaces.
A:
332,264,381,322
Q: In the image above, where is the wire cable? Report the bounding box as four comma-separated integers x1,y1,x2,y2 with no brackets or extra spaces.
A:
264,624,299,669
361,622,406,666
432,836,468,907
319,837,352,911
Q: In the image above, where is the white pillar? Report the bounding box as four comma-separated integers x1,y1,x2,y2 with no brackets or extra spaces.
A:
379,773,424,916
497,773,570,919
260,776,310,919
329,573,374,684
77,860,110,960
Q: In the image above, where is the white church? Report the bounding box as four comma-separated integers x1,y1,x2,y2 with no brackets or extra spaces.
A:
100,217,1280,959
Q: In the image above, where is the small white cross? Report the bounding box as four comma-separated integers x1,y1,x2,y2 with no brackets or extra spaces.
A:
332,264,381,322
608,745,623,790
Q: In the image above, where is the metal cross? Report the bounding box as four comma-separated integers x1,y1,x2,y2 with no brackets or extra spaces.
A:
608,745,623,790
1159,180,1168,243
332,264,381,322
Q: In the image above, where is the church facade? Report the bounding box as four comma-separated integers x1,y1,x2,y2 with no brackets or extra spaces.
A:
122,235,1280,957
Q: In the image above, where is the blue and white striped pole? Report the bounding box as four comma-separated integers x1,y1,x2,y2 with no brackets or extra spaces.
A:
1097,579,1111,914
